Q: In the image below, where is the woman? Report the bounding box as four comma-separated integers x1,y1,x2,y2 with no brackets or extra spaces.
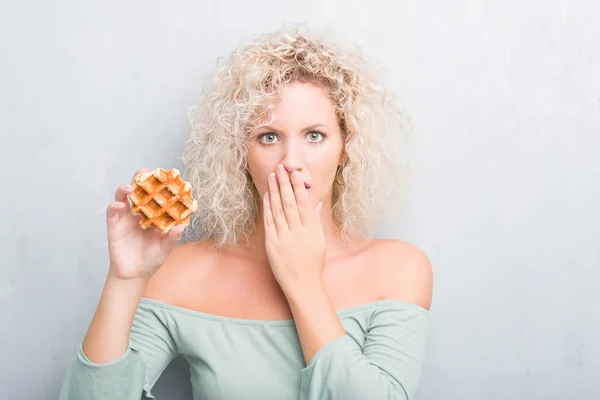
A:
59,25,433,400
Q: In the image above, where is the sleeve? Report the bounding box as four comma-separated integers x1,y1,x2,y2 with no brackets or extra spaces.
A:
299,302,429,400
58,302,178,400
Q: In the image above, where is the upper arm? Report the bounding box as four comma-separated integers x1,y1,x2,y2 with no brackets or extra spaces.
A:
379,240,434,310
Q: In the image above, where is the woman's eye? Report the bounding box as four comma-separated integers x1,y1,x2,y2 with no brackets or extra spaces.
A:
259,133,278,144
308,132,324,142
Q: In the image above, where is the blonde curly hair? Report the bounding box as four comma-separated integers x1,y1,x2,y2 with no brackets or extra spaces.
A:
181,24,413,249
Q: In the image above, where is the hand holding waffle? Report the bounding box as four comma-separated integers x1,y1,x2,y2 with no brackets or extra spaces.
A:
105,168,198,281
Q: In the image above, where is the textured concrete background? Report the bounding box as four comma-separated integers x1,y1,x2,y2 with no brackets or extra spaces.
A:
1,0,599,398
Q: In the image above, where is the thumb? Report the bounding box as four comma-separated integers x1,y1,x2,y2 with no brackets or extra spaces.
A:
159,225,185,255
314,201,323,215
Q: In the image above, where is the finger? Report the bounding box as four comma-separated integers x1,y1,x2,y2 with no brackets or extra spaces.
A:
114,184,134,205
268,171,288,232
106,201,126,226
159,224,185,256
107,200,143,235
134,168,150,176
106,201,125,221
290,170,313,226
263,191,277,239
167,224,185,241
276,164,301,229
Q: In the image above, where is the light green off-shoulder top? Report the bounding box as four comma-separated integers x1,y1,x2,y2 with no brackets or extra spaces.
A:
59,297,429,400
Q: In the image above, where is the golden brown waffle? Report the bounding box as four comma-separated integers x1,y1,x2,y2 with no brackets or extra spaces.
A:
128,168,198,233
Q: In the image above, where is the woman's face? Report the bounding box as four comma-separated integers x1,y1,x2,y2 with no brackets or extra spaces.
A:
246,82,345,208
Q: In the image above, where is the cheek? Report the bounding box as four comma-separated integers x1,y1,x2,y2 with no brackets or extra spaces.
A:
305,143,343,168
249,170,266,192
246,157,270,193
305,149,342,190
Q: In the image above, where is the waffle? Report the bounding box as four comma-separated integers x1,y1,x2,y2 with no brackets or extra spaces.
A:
128,168,198,233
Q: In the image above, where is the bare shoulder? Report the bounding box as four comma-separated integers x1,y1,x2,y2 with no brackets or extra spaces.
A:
142,239,218,304
369,238,434,310
142,240,293,319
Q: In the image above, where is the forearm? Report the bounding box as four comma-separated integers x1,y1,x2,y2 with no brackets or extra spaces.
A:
81,270,149,364
295,300,430,400
286,284,346,365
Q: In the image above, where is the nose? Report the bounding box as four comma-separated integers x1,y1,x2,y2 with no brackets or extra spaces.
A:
280,141,304,174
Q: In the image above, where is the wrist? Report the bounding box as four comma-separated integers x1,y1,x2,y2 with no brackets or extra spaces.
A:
107,267,150,285
104,271,149,298
284,280,328,308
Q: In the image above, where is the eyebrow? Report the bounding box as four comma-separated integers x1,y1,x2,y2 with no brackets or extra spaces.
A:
259,123,328,134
